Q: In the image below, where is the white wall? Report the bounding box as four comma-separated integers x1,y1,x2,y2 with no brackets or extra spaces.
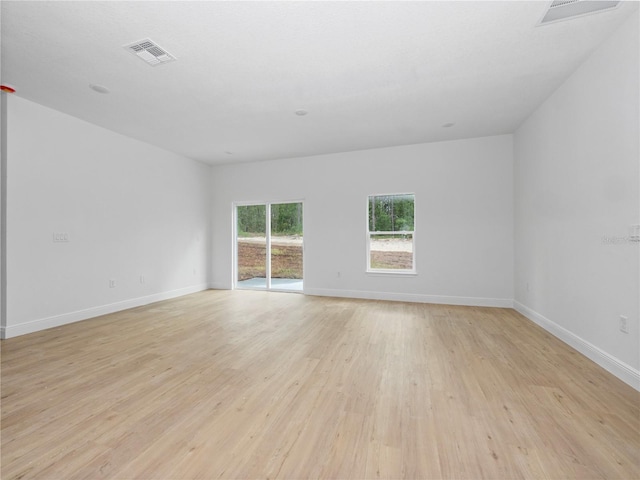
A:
1,93,7,331
211,135,514,306
514,15,639,387
3,96,211,338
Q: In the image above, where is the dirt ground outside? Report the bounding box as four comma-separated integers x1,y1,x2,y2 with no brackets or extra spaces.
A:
369,250,412,270
369,237,413,270
237,236,412,280
237,237,303,281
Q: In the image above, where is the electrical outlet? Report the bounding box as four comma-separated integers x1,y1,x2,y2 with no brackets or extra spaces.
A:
109,279,116,288
140,275,145,284
52,232,70,243
337,271,341,278
619,315,628,334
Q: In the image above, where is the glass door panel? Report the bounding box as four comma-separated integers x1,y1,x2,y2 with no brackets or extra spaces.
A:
270,203,303,291
236,204,267,289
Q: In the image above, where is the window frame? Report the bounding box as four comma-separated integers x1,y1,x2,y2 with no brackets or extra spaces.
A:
366,193,416,275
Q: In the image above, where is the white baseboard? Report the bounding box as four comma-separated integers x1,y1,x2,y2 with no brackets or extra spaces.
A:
10,285,635,391
514,301,640,391
305,288,513,308
1,283,210,339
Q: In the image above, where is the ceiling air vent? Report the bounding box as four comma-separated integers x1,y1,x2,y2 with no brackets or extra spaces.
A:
123,38,176,66
538,0,621,25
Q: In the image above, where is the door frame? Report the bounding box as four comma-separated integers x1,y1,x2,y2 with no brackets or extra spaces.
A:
232,200,305,293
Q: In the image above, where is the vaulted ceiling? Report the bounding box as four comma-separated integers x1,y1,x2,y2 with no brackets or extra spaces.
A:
1,1,637,165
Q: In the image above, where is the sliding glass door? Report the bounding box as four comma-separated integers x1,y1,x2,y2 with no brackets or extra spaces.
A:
270,203,303,291
236,204,267,289
236,202,303,292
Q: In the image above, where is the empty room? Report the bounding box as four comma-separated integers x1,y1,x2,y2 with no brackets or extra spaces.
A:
1,1,638,479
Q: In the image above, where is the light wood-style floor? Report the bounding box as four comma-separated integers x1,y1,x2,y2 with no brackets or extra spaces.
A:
2,290,639,479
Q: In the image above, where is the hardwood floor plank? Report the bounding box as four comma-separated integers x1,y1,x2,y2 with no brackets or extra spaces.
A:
2,290,638,479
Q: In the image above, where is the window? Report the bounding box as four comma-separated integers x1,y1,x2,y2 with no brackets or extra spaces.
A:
367,193,415,273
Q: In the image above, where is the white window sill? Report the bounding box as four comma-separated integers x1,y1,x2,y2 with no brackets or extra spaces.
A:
366,270,417,277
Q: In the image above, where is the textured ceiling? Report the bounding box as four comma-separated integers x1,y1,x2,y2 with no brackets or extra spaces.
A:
1,1,637,165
